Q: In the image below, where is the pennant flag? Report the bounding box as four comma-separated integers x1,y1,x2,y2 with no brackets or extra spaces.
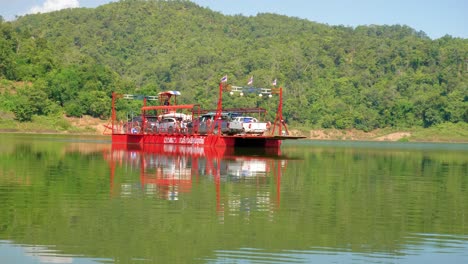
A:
272,79,277,86
247,76,253,85
221,75,228,83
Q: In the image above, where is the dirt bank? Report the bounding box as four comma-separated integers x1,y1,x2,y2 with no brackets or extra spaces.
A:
307,129,411,141
65,116,108,134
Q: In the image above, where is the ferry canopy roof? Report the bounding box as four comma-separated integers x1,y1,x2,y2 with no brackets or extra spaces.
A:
141,104,196,112
158,91,181,96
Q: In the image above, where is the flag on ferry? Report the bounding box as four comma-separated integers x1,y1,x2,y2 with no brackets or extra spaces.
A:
272,78,277,86
221,75,228,83
247,76,253,85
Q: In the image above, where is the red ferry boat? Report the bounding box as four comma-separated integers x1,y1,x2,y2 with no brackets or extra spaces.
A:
106,81,305,149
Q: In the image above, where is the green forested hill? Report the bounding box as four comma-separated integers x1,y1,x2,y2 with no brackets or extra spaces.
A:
0,0,466,131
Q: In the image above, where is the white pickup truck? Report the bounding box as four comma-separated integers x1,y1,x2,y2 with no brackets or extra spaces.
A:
232,116,269,135
192,113,244,135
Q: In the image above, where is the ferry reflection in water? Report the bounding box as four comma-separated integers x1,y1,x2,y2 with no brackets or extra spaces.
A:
104,144,292,212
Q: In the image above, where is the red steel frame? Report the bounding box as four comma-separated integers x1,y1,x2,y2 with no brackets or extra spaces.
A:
106,81,300,149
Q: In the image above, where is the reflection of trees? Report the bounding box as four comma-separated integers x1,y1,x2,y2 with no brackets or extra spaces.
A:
0,143,467,262
281,146,468,253
0,144,288,262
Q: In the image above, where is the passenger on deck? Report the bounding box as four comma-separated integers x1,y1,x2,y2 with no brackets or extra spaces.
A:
176,118,181,133
163,99,170,113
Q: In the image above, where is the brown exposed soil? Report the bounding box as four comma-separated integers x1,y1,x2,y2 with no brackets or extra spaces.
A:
65,116,109,134
374,132,412,141
308,129,411,141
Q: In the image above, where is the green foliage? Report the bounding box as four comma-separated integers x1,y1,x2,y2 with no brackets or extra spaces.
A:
0,0,466,130
410,122,468,142
64,100,84,117
12,85,52,121
0,88,17,112
78,91,111,118
12,96,34,121
0,22,18,79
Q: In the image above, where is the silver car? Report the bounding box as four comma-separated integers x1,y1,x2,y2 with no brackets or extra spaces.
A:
155,117,177,133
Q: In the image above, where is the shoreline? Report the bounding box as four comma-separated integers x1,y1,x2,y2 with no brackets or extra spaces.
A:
1,116,467,143
1,128,467,144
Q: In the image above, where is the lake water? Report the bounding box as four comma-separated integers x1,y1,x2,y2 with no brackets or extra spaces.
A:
0,134,467,264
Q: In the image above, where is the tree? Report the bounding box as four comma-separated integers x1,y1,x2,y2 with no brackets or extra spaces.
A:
12,86,50,121
3,0,466,130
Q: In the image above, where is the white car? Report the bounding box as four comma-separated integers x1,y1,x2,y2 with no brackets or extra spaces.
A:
232,116,269,134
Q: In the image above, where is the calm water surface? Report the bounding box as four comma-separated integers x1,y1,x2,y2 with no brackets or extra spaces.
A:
0,134,467,263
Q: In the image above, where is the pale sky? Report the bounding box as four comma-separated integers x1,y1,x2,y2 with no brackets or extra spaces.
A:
0,0,466,39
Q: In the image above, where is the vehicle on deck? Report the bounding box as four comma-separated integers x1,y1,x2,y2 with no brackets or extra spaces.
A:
190,113,243,135
155,113,190,134
124,116,159,134
232,116,269,135
154,117,177,133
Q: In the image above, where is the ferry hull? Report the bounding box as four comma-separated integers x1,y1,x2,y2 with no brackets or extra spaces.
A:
112,133,282,148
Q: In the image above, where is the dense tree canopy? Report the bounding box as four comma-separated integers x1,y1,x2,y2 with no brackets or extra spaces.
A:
0,0,466,130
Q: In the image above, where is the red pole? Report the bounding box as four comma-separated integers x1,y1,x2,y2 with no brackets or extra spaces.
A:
142,97,147,133
278,87,283,135
278,88,290,136
271,87,283,136
111,92,117,134
215,82,223,119
271,87,289,136
213,82,224,136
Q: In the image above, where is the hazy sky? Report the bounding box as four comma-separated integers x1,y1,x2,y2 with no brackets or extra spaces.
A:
0,0,466,39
